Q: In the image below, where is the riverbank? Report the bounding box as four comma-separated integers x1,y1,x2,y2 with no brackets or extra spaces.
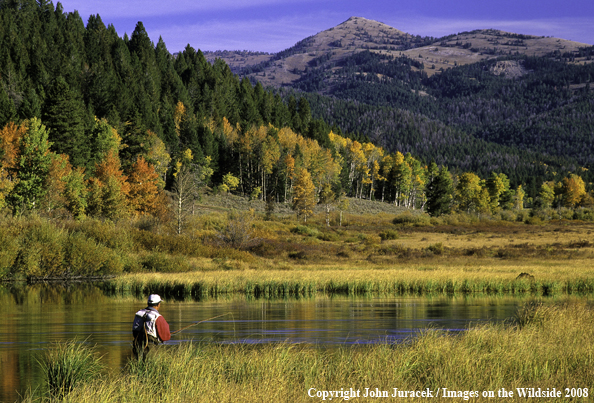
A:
24,300,594,402
101,268,594,299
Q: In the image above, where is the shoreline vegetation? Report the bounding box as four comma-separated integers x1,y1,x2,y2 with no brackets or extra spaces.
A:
99,271,594,299
23,301,594,402
2,197,594,299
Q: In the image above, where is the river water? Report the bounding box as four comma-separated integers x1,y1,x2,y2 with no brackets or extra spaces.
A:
1,283,548,402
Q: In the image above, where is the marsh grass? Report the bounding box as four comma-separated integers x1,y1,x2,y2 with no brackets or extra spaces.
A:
100,269,594,301
29,301,594,402
38,340,104,400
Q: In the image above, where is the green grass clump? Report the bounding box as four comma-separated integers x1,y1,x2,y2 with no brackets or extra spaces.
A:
39,340,104,400
290,225,320,237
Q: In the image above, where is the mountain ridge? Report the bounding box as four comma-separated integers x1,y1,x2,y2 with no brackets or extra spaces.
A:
204,16,592,86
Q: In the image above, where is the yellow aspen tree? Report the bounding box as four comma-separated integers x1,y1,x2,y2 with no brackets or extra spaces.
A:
145,131,171,188
292,167,315,223
486,172,510,211
170,151,213,234
64,166,88,219
514,185,526,210
538,181,556,208
362,143,383,199
42,153,72,214
406,155,426,209
391,152,412,206
379,154,394,202
455,172,485,213
219,172,240,194
174,101,186,136
283,154,296,202
278,127,299,155
319,182,335,226
561,174,586,207
346,140,367,198
261,136,280,199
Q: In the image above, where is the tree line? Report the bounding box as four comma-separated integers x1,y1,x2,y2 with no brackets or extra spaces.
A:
0,1,592,226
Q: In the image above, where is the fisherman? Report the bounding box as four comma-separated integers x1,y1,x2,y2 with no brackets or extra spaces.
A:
132,294,171,360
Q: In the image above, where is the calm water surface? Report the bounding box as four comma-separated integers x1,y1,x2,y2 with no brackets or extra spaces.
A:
1,283,547,402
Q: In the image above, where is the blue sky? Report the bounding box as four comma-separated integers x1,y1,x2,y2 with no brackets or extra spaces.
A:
56,0,594,53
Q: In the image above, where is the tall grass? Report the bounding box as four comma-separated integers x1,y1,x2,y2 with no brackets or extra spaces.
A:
101,271,594,300
27,301,594,402
38,340,104,400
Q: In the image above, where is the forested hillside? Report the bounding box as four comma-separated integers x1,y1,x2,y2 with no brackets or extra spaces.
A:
1,1,593,226
281,50,594,189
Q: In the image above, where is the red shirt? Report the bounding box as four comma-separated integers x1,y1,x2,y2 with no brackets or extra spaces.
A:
156,315,171,341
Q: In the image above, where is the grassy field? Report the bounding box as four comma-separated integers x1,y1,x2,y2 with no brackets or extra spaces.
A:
100,198,594,299
26,300,594,402
3,198,594,300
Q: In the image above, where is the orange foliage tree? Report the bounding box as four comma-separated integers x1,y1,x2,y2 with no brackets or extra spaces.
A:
0,122,26,209
128,156,161,216
88,150,130,220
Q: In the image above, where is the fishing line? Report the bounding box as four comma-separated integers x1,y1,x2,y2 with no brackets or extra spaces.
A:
171,312,233,336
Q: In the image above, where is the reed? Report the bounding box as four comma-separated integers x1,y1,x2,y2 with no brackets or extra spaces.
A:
27,301,594,402
100,270,594,300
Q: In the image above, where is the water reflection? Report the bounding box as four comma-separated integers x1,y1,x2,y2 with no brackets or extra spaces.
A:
0,283,557,402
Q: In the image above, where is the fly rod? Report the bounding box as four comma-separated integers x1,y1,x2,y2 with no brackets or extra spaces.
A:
171,313,231,336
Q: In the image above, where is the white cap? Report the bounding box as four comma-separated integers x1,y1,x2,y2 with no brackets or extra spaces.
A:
148,294,162,305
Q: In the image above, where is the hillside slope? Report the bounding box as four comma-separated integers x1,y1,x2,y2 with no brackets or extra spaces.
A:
205,17,592,85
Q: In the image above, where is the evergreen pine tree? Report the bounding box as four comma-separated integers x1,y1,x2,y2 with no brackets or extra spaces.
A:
42,76,89,168
0,86,17,127
425,166,453,217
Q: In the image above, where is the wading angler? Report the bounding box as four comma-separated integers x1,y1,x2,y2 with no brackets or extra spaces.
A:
132,294,171,360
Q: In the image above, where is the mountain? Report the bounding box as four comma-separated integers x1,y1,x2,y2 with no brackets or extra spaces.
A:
205,17,594,191
204,17,592,86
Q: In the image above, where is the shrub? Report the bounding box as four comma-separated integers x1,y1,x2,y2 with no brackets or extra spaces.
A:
99,251,125,275
63,232,125,276
74,219,135,251
317,232,339,242
13,220,66,278
573,208,594,221
215,212,261,249
515,210,530,222
392,211,431,226
524,216,544,225
288,251,307,260
290,225,320,237
499,210,517,222
379,229,399,241
358,233,381,245
141,252,192,273
0,230,19,279
426,242,444,255
133,231,203,256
